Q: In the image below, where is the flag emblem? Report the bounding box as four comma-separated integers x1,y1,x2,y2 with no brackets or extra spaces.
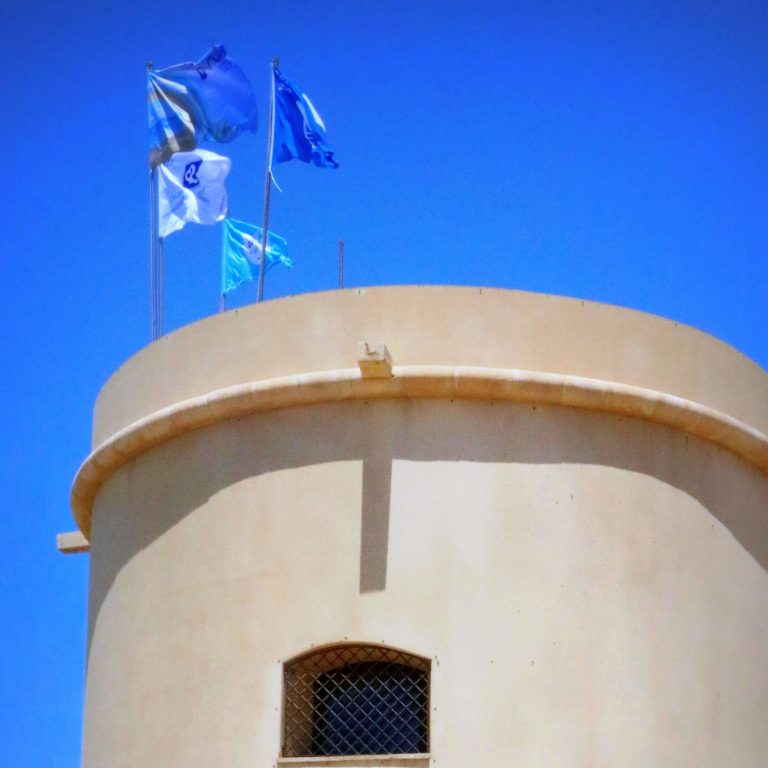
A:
242,235,262,265
182,160,202,188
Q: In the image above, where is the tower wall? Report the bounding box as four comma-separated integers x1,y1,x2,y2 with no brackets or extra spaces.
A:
74,287,768,768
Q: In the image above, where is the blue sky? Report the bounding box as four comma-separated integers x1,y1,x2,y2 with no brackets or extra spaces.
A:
1,1,767,764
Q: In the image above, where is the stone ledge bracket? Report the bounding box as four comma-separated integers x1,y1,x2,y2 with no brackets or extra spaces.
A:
358,342,394,379
57,530,90,555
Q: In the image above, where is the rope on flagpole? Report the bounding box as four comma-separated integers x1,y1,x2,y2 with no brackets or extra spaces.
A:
339,240,345,289
257,56,279,303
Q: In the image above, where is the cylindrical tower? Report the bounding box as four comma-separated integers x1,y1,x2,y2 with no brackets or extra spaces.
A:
71,287,768,768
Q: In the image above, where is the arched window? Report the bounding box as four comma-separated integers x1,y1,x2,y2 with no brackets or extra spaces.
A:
282,643,430,757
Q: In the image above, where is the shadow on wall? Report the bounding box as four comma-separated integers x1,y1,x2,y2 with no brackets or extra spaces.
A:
86,398,768,658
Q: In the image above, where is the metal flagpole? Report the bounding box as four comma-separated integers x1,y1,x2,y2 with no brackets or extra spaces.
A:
147,61,162,341
147,61,159,340
149,166,158,340
149,167,165,338
220,219,227,313
339,240,345,289
157,235,165,336
257,56,279,303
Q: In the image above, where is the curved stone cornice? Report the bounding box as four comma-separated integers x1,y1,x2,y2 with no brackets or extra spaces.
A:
71,365,768,540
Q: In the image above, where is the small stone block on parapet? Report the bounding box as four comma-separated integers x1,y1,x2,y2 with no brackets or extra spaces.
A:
57,530,90,555
358,342,393,378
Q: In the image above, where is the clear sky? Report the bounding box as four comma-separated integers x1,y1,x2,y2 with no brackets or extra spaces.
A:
2,1,766,764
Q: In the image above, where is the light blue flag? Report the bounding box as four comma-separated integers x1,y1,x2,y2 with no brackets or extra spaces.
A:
222,217,292,294
148,45,258,168
271,66,338,169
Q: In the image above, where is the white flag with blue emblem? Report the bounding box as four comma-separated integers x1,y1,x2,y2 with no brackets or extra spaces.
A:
158,149,231,237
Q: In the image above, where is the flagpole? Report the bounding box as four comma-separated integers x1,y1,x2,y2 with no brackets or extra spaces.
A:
339,240,345,289
158,235,165,336
148,169,165,338
257,56,279,303
149,166,158,340
147,61,159,340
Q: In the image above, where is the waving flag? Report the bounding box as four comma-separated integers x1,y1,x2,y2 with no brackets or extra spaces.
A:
271,66,338,169
148,45,258,168
158,149,230,237
222,218,292,294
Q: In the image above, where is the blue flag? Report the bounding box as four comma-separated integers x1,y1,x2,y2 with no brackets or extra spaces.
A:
148,45,258,168
271,66,338,169
222,218,292,295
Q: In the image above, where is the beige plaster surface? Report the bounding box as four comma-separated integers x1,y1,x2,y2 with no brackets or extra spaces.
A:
70,364,768,540
91,286,768,447
82,400,768,768
72,288,768,539
75,288,768,767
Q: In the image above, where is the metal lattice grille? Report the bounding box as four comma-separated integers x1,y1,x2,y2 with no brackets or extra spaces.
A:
283,644,430,757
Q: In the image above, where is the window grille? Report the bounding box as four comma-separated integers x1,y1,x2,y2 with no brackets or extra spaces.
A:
282,644,430,757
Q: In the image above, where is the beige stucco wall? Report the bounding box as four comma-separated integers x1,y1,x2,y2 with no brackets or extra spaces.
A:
91,286,768,447
77,288,768,767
